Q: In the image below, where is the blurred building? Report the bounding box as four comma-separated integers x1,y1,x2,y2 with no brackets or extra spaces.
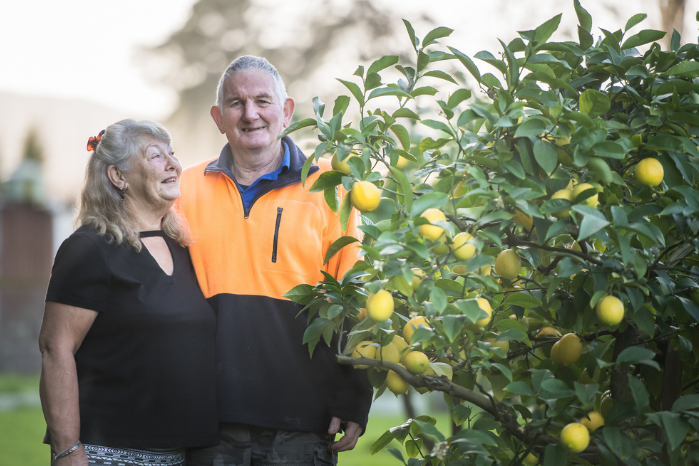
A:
0,134,72,373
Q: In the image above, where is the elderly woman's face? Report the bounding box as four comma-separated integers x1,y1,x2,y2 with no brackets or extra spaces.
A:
124,136,181,208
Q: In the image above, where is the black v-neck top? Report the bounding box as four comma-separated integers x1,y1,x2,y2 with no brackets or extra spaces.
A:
45,225,218,449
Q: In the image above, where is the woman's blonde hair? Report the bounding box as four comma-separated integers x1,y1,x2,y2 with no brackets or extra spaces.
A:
77,119,190,251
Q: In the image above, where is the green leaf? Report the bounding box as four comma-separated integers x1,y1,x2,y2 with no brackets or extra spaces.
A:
337,79,364,107
430,286,447,312
621,29,666,49
402,19,418,49
625,13,647,32
411,86,438,97
647,412,690,451
533,138,558,174
392,108,421,120
412,419,446,442
616,346,660,369
678,296,699,323
495,328,528,342
324,186,339,213
578,215,610,241
368,87,411,101
574,0,592,31
673,394,699,412
283,284,315,303
504,292,542,308
323,236,359,266
339,190,353,234
664,61,699,79
390,124,411,151
452,429,498,447
410,192,449,217
628,374,650,414
309,171,345,193
442,315,467,343
367,55,400,76
505,381,534,397
447,89,472,109
423,26,453,47
533,14,562,45
370,430,396,455
332,96,350,116
580,89,611,118
423,70,458,84
421,119,453,136
515,119,547,138
281,117,316,137
590,141,626,159
392,168,413,214
447,46,481,82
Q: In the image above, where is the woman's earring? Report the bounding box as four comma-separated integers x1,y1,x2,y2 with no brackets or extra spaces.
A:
116,186,125,200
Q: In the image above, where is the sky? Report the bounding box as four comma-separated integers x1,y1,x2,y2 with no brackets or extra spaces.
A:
1,0,693,120
0,0,198,119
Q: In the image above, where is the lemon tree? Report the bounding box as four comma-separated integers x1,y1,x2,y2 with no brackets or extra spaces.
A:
283,2,699,464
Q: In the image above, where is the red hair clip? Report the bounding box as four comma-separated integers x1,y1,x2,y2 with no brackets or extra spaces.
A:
87,129,106,152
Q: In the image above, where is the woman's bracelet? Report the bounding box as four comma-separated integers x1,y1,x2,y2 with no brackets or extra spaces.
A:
52,440,82,461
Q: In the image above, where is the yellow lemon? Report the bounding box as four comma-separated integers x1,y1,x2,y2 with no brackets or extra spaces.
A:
551,189,573,218
404,351,430,374
366,290,394,321
572,183,599,208
536,327,561,357
377,342,401,364
394,156,410,169
392,335,410,362
410,268,425,291
522,453,538,466
513,209,534,231
415,365,435,394
560,422,590,453
485,338,509,359
451,232,476,260
403,316,430,344
555,137,574,167
474,298,493,329
351,341,377,369
419,208,447,241
350,181,381,212
579,367,600,384
635,158,664,187
331,151,358,175
386,368,410,394
494,249,521,279
596,295,624,326
480,265,491,276
451,264,467,275
550,333,582,366
579,411,604,431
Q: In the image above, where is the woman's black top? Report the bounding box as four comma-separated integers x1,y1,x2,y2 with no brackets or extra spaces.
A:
45,225,218,449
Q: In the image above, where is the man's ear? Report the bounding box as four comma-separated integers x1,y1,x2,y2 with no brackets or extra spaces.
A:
282,97,295,128
107,165,127,190
211,105,225,134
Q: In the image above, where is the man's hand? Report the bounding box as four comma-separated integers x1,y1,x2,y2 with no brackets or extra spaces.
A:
327,416,362,452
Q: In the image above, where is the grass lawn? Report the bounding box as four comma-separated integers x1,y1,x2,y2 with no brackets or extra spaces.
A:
340,409,451,466
0,373,452,466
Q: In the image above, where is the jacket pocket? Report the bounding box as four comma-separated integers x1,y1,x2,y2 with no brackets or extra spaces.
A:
271,207,283,263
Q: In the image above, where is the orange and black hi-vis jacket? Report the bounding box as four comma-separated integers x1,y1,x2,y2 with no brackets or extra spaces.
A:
177,136,373,434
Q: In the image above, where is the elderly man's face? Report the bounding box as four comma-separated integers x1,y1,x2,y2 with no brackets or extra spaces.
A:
211,69,294,157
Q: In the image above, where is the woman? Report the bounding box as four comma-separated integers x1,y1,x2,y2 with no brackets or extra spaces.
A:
39,119,218,465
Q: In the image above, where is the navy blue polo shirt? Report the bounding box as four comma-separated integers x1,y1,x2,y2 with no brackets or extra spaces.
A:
236,141,290,210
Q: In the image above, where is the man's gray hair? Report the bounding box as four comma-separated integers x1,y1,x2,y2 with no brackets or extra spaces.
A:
215,55,288,107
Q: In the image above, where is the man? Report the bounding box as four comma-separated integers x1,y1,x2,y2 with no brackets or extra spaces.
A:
178,56,373,466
